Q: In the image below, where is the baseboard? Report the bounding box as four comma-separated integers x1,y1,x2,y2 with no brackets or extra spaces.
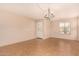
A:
50,37,77,41
36,37,43,39
0,37,76,47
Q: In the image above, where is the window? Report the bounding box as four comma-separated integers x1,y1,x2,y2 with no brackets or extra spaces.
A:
59,22,71,34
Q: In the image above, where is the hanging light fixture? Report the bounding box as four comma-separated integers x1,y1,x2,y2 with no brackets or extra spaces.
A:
37,4,55,21
44,8,55,21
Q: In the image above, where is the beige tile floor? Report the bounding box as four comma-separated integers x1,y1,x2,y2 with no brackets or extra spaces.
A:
0,38,79,56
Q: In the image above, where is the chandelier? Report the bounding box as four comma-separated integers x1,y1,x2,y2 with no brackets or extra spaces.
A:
44,8,55,21
37,4,55,21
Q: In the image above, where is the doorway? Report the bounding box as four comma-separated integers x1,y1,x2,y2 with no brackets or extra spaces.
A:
36,20,44,39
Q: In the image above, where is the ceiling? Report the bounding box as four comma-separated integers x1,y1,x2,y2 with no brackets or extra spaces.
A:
0,3,79,20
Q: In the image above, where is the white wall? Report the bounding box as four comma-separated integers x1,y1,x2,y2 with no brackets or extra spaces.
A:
0,10,78,47
51,17,77,40
77,16,79,40
43,19,51,39
0,11,36,47
35,17,77,40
